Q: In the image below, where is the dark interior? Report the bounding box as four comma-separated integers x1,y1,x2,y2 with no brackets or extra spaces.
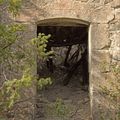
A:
37,26,88,46
37,26,89,88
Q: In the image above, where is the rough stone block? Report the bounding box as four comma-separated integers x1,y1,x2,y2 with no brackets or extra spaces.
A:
79,0,89,2
109,31,120,61
104,0,113,4
91,91,116,120
110,31,120,48
21,23,37,40
90,50,111,74
89,50,111,95
109,20,120,31
115,8,120,20
14,9,37,22
13,0,114,24
41,2,94,22
90,24,110,50
91,5,114,23
112,0,120,8
90,50,116,120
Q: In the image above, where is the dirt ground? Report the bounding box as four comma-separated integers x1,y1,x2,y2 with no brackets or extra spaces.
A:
35,66,91,120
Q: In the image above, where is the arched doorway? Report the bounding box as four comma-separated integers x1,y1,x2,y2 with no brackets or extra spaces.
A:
36,18,91,120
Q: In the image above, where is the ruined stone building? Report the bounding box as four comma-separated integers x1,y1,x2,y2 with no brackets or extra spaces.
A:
1,0,120,120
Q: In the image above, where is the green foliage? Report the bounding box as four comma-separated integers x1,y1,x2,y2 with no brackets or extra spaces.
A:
46,98,71,120
54,98,69,117
0,0,4,4
0,32,53,118
0,0,53,119
31,33,54,58
0,68,33,113
8,0,22,16
0,0,22,16
0,3,53,116
0,13,54,118
0,4,26,115
37,77,52,90
0,24,24,63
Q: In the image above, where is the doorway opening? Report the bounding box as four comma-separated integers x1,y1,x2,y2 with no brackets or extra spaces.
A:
36,19,90,120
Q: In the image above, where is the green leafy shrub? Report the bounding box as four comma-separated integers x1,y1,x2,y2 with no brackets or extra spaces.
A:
37,77,52,90
0,0,55,119
0,32,53,118
46,98,71,120
31,33,54,58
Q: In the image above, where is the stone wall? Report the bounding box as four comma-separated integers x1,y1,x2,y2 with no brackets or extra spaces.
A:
1,0,120,120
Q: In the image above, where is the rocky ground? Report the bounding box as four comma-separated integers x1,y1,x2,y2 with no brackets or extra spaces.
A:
35,67,91,120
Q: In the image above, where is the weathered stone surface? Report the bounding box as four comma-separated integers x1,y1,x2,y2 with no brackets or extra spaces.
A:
91,0,101,4
110,31,120,48
90,24,110,50
34,2,95,22
14,8,38,22
112,0,120,8
14,1,114,23
109,31,120,61
90,50,116,120
89,50,111,105
111,50,120,61
40,2,114,23
92,90,116,120
1,0,120,120
79,0,88,2
109,20,120,31
115,8,120,20
91,5,114,23
104,0,113,4
21,23,37,40
90,50,111,74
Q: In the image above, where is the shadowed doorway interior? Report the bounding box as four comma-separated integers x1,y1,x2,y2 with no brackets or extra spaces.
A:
36,19,90,120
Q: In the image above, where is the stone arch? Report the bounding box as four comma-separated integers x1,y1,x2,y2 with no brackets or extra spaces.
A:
36,17,91,78
37,17,90,26
36,17,92,119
